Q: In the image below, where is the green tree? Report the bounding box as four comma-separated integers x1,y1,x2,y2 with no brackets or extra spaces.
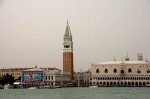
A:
0,73,14,85
15,76,21,82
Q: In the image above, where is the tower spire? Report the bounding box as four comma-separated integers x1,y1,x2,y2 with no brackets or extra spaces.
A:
64,20,72,36
67,19,69,24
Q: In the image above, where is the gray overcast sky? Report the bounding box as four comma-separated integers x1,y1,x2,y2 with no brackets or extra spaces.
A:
0,0,150,71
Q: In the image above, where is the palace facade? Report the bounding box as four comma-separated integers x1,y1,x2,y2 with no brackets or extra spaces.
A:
91,59,150,87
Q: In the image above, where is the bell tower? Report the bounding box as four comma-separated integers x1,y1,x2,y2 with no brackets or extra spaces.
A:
63,21,74,80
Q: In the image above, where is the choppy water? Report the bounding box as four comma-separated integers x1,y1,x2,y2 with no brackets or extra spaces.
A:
0,87,150,99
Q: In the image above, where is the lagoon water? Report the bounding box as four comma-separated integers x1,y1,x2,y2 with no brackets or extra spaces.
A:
0,87,150,99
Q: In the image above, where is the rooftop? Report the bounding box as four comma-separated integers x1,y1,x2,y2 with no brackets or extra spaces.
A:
23,68,43,71
98,61,150,65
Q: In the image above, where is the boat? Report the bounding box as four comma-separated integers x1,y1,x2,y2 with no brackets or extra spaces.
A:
38,86,57,89
89,85,98,88
28,87,38,89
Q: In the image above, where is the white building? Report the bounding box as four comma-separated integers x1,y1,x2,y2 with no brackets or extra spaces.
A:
91,58,150,87
73,70,92,87
83,70,92,86
44,68,70,86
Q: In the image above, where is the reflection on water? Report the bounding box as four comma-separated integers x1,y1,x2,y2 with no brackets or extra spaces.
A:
0,87,150,99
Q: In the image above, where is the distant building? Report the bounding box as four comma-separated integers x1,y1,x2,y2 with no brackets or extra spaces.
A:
21,67,45,85
74,72,84,86
83,70,92,86
74,70,92,87
0,68,31,80
91,55,150,87
0,66,70,86
63,21,74,80
44,68,70,86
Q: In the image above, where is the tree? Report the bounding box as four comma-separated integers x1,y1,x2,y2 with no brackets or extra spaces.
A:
0,73,14,85
15,76,21,82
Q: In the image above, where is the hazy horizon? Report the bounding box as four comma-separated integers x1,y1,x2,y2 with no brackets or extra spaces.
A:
0,0,150,72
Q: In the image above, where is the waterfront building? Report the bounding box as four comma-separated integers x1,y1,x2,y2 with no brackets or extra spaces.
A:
91,55,150,87
83,70,92,86
0,68,31,80
74,72,84,86
19,66,70,86
21,67,45,85
73,70,92,87
63,21,74,80
44,68,70,86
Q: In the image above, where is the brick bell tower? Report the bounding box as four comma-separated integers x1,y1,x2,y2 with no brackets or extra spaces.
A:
63,21,74,80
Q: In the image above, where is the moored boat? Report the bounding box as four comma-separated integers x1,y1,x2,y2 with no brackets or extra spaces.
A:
28,87,38,89
89,85,98,88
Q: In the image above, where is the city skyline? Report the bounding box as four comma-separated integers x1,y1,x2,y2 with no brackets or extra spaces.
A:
0,0,150,71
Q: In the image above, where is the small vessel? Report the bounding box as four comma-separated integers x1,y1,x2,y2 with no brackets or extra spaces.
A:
89,85,98,88
4,84,10,89
28,87,38,89
38,86,57,89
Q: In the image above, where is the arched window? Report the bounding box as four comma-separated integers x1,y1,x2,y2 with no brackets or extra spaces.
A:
147,69,150,73
96,69,99,73
97,82,99,85
121,70,124,73
114,69,117,73
51,76,53,80
105,69,108,73
128,68,132,73
137,69,141,73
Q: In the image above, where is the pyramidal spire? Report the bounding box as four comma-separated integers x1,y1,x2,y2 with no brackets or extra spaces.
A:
64,20,72,36
67,19,69,24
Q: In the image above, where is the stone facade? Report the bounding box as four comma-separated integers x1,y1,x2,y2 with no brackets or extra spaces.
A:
44,69,70,86
83,70,92,86
74,70,92,87
91,60,150,87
